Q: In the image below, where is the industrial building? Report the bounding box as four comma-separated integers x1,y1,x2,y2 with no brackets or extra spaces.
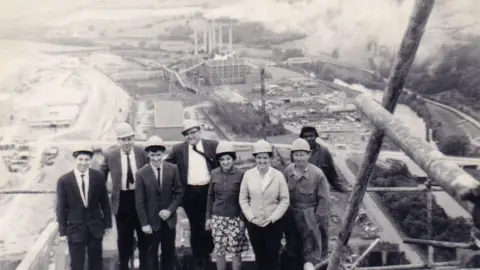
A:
152,100,185,141
25,105,80,127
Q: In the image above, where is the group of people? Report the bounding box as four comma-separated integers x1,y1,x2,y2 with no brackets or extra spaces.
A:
56,119,349,270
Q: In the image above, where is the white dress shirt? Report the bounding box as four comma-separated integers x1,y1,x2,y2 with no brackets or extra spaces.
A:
121,149,138,190
187,141,210,186
74,169,89,207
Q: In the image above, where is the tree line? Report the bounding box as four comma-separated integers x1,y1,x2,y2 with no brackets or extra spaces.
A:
209,101,286,138
399,92,477,157
346,159,473,263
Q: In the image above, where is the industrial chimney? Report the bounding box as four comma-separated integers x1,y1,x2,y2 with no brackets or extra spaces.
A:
193,29,198,55
203,29,207,52
228,23,233,53
218,24,223,52
211,20,216,53
208,28,213,54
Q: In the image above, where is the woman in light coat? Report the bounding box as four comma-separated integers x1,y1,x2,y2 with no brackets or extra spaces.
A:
239,139,290,270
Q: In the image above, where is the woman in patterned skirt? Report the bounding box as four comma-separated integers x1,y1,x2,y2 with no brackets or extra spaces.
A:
205,141,250,270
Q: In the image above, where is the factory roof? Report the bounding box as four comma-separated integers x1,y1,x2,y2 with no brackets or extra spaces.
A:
205,58,246,67
154,100,185,128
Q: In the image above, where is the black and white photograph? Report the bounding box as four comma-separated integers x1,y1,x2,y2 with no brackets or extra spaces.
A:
0,0,480,269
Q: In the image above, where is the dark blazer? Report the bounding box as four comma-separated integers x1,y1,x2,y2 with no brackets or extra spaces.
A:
100,145,149,214
56,169,112,243
135,162,184,231
165,139,219,186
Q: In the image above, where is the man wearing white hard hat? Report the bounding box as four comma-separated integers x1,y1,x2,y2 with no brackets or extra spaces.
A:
100,122,149,270
283,138,331,270
135,136,184,270
56,144,112,270
165,119,219,270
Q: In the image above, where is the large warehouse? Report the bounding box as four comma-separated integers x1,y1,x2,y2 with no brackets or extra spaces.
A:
152,100,185,141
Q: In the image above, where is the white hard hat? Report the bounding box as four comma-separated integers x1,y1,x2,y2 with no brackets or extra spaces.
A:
72,144,94,157
216,141,235,155
291,138,311,152
252,139,272,155
144,135,166,150
115,122,135,138
182,119,201,135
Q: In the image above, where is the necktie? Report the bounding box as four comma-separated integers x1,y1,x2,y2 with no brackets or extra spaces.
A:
157,167,162,190
192,145,213,166
80,174,86,201
126,152,134,189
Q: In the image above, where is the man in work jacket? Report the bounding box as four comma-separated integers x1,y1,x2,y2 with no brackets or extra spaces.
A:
299,125,349,194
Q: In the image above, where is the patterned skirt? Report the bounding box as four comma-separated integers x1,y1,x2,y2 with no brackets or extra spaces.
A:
211,215,250,255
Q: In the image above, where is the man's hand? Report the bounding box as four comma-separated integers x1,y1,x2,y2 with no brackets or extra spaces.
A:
159,210,172,220
205,219,212,231
59,236,67,242
142,225,153,234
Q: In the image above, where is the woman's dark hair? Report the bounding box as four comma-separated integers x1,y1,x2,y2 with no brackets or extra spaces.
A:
215,152,237,161
145,146,166,153
252,152,273,158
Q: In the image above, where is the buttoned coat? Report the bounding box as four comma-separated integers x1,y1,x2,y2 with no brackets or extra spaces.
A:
134,162,185,231
56,169,112,243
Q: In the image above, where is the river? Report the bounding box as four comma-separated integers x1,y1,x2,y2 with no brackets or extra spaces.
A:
333,79,429,141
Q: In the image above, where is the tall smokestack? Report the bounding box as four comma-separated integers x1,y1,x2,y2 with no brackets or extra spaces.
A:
208,29,213,54
218,24,223,52
203,29,207,52
193,29,198,55
211,20,216,53
228,23,233,53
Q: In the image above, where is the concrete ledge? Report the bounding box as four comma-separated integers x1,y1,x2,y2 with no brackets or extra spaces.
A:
15,222,58,270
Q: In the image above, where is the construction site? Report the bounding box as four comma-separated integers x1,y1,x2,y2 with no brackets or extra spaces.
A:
1,0,480,270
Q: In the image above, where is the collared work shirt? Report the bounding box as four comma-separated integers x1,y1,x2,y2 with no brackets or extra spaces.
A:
284,163,330,217
74,169,89,207
120,149,138,190
187,140,211,185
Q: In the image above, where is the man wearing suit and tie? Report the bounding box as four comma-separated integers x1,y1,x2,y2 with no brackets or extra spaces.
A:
56,144,112,270
135,136,184,270
100,122,149,270
166,119,219,270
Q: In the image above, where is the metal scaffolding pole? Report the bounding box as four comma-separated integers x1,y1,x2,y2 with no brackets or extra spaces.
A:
326,1,436,269
355,94,480,222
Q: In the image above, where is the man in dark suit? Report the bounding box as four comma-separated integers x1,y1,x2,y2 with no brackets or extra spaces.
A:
135,135,184,270
100,122,149,270
56,144,112,270
165,119,219,270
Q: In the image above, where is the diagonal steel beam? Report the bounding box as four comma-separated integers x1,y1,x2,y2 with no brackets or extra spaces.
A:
326,1,436,269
